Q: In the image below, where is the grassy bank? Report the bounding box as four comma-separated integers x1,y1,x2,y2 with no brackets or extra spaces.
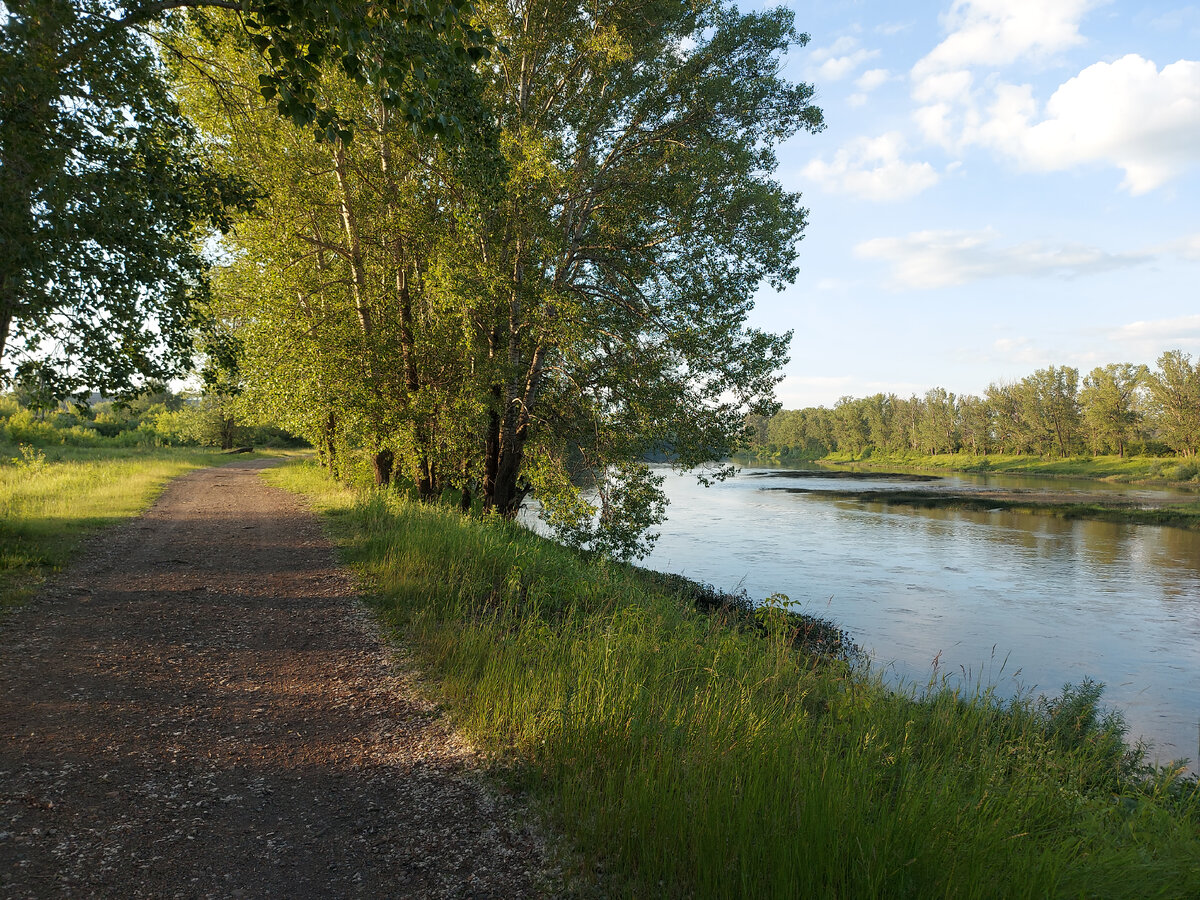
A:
270,460,1200,898
792,488,1200,530
0,444,282,608
736,449,1200,486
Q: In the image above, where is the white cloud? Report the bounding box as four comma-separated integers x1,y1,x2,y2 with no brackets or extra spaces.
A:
913,0,1099,83
905,0,1200,192
854,229,1151,289
1170,234,1200,260
801,133,940,202
973,55,1200,194
912,69,973,105
811,36,880,82
775,375,927,409
1115,314,1200,343
855,68,891,92
990,336,1051,366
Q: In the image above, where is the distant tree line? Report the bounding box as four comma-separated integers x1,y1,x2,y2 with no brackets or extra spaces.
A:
745,351,1200,460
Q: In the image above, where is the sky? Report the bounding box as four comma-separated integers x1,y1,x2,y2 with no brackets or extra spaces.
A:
747,0,1200,409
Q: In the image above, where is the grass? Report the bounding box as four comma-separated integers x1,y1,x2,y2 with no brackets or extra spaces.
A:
269,459,1200,899
0,443,288,609
794,488,1200,530
741,449,1200,487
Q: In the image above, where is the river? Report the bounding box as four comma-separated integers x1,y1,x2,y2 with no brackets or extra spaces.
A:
539,465,1200,771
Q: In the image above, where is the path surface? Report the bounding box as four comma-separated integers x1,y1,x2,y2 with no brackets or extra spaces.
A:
0,460,550,898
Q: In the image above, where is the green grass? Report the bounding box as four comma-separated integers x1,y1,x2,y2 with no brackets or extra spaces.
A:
0,443,286,608
269,460,1200,899
742,449,1200,486
800,488,1200,530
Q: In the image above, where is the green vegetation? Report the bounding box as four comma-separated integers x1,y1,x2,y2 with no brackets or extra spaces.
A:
174,0,821,559
1,0,490,400
0,389,302,451
739,448,1200,487
272,459,1200,898
746,353,1200,465
787,487,1200,531
0,445,281,608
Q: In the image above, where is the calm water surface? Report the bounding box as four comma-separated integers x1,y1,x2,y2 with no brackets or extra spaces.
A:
624,466,1200,769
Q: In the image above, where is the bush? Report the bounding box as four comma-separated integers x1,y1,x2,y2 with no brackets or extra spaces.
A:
5,409,61,444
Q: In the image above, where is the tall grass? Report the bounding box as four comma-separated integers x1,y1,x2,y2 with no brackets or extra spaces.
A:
0,444,272,607
270,461,1200,898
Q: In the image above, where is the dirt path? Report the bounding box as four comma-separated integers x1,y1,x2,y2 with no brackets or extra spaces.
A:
0,460,551,898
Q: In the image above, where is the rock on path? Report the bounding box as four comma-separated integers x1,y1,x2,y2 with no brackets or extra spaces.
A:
0,460,550,898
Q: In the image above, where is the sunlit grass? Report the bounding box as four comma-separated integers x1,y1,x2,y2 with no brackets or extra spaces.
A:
0,444,288,608
270,459,1200,898
796,450,1200,485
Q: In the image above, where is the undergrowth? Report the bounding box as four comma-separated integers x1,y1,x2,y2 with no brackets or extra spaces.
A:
269,460,1200,899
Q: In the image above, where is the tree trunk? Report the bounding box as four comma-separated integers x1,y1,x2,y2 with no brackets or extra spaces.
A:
323,412,338,479
332,143,373,339
0,307,11,367
219,415,236,450
372,449,394,487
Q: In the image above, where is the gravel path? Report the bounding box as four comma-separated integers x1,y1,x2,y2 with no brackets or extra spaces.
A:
0,459,552,898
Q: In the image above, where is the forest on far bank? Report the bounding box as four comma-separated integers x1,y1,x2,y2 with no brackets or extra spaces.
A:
746,352,1200,461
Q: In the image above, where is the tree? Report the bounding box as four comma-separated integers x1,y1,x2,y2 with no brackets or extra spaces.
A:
957,394,991,455
191,0,823,558
465,0,822,543
917,387,956,454
1146,350,1200,457
1080,363,1146,457
832,397,868,456
1014,366,1081,457
0,0,261,397
0,0,492,397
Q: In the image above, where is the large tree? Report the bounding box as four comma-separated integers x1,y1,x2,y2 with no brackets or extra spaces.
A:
0,0,491,396
1080,363,1146,457
1146,350,1200,457
470,0,822,547
183,0,822,558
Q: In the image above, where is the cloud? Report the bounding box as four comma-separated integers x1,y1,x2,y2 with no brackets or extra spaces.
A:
801,133,940,202
913,0,1099,83
905,1,1200,192
1169,233,1200,260
811,36,881,82
990,336,1051,366
855,68,891,92
775,374,927,409
854,229,1152,289
972,55,1200,194
1114,314,1200,343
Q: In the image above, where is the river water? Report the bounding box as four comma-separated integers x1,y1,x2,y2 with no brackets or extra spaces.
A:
572,465,1200,770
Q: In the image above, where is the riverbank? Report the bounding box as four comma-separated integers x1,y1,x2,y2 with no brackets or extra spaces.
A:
272,459,1200,898
736,449,1200,486
733,450,1200,528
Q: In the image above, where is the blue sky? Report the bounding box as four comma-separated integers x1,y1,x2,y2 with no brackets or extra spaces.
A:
748,1,1200,408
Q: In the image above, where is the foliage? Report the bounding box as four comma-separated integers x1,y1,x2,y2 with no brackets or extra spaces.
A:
272,459,1200,899
187,0,824,559
0,0,260,400
1,0,494,403
1146,350,1200,457
0,388,302,448
745,352,1198,465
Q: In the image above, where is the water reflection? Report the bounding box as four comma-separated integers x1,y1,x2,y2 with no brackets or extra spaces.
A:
634,467,1200,771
